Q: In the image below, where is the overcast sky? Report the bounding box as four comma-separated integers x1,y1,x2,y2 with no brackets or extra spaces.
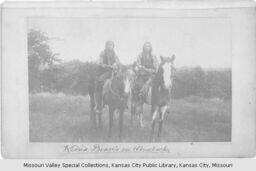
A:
28,17,231,68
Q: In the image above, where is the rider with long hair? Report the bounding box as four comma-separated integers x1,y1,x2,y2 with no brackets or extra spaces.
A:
95,40,120,113
134,42,159,100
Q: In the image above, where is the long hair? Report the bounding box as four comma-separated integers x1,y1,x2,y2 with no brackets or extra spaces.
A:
104,40,116,59
142,42,153,57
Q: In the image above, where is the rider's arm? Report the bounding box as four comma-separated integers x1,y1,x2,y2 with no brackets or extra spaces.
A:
114,55,120,66
136,54,155,73
136,54,144,68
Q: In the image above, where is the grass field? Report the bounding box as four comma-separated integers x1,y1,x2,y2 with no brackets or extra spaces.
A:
29,92,231,142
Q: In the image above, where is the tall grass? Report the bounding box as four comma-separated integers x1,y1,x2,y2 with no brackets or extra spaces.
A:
29,93,231,142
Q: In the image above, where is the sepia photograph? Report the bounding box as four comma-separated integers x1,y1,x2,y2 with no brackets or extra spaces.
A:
1,1,255,159
28,17,232,143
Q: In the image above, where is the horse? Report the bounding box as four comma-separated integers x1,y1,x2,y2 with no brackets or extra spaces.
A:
130,64,151,128
88,64,132,140
150,55,176,141
130,55,176,140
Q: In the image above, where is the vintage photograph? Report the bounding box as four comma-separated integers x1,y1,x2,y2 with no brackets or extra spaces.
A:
28,17,232,143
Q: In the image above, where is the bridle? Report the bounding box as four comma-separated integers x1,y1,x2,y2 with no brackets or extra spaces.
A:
109,70,129,104
155,61,175,92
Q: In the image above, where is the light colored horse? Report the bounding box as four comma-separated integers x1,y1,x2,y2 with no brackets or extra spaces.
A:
150,55,176,141
130,55,176,141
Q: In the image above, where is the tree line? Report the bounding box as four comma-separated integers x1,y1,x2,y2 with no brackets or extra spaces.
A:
28,29,231,100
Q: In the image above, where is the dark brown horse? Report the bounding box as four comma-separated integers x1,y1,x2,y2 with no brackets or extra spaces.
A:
88,65,132,140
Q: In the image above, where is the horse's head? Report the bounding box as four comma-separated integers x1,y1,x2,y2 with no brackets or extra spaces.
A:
111,66,134,100
158,55,176,89
122,68,135,96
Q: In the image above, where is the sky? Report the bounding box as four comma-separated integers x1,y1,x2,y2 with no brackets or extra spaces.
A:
28,17,231,68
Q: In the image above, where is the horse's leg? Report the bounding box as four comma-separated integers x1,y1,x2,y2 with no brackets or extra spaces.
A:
98,111,103,129
158,105,168,139
95,92,103,129
130,101,135,126
158,112,163,141
94,92,99,128
136,102,144,128
94,80,103,128
119,109,124,141
108,106,114,138
90,93,96,128
139,110,144,128
150,105,159,142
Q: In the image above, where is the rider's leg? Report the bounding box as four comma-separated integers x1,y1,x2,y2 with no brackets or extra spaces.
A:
96,72,112,112
140,76,152,98
101,71,113,106
95,74,105,113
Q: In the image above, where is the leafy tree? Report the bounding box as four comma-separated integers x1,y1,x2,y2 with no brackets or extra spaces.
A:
172,66,231,100
27,30,231,99
28,29,60,91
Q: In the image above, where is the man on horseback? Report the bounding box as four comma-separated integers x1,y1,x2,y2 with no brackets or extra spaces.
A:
95,40,120,114
133,42,159,102
130,42,159,127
